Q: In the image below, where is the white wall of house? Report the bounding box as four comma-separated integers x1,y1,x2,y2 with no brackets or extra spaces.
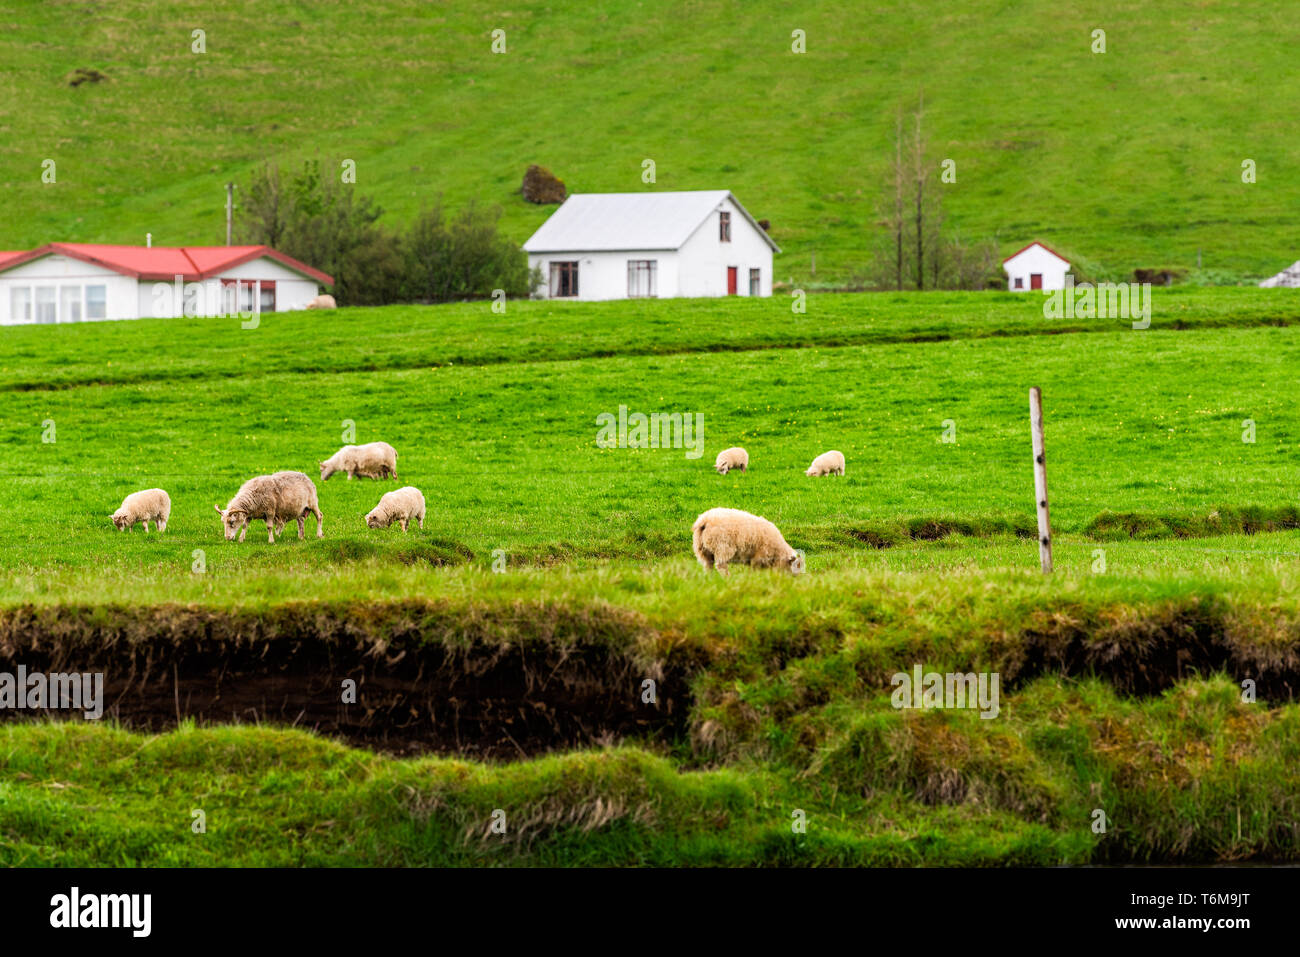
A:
1004,244,1070,292
0,256,136,324
528,250,682,301
0,254,323,324
677,195,773,297
138,260,321,318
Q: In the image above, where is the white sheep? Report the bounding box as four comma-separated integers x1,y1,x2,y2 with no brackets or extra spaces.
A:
805,450,845,477
692,507,805,577
213,471,323,543
714,446,749,475
319,441,398,481
366,486,426,532
305,294,337,310
110,488,171,532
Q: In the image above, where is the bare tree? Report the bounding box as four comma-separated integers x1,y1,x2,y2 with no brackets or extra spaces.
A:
872,94,993,291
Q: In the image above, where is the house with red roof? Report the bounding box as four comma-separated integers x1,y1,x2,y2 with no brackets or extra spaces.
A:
0,243,333,325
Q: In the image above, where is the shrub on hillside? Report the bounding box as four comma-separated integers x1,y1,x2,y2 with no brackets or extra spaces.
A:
521,164,566,204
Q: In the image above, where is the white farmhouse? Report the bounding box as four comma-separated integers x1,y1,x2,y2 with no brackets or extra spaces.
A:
1002,241,1070,292
0,243,333,325
522,190,779,300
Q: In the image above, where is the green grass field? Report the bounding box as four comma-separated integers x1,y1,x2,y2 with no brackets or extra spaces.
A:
2,0,1297,282
3,290,1300,866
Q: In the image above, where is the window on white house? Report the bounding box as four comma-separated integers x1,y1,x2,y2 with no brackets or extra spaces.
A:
719,211,731,242
260,284,276,313
10,287,32,323
627,260,657,298
549,262,579,298
749,268,760,296
60,286,82,322
35,286,56,324
85,285,106,320
1014,277,1023,289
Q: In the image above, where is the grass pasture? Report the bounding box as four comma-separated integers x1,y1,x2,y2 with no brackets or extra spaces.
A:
3,289,1300,866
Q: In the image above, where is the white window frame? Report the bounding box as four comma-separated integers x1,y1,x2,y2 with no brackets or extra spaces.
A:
627,259,657,298
10,286,32,323
35,286,56,324
85,284,107,320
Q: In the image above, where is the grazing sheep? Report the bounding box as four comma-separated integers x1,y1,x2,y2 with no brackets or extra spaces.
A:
213,471,323,543
692,507,805,577
805,449,846,477
714,446,749,475
110,488,171,533
319,441,398,481
366,486,426,532
305,294,337,310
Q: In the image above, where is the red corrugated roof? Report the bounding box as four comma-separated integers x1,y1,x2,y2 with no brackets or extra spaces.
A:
0,243,333,285
1001,240,1070,266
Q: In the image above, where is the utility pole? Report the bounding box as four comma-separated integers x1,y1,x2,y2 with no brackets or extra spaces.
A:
225,183,235,246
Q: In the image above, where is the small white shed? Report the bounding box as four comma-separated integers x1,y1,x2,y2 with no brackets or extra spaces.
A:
0,243,333,325
522,190,779,300
1002,241,1070,292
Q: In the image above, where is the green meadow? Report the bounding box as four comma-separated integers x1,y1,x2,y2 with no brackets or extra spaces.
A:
3,291,1300,866
2,0,1297,282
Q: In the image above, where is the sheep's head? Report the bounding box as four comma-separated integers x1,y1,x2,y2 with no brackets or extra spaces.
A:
213,504,246,540
804,466,817,477
788,550,806,575
319,461,334,482
715,463,729,475
110,512,128,531
365,510,384,529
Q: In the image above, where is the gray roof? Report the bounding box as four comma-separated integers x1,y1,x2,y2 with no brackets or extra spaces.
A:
1260,261,1300,288
522,190,780,253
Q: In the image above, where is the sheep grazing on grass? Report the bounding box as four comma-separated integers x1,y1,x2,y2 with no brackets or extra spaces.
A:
805,449,845,477
714,446,749,475
319,441,398,481
305,294,337,310
692,507,805,577
366,486,426,532
214,471,323,543
110,489,171,532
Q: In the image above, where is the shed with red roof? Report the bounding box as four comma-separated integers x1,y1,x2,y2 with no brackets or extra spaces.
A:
1001,241,1070,293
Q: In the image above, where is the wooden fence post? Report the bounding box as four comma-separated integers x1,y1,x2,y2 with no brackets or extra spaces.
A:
1029,387,1053,574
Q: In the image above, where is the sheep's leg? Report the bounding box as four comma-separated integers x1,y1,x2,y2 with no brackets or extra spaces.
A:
158,520,166,532
238,522,247,543
312,505,324,538
399,518,408,533
297,515,305,539
266,518,276,543
418,514,424,530
142,520,150,533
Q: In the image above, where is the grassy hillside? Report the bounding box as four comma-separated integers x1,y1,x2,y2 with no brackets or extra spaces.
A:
1,0,1296,282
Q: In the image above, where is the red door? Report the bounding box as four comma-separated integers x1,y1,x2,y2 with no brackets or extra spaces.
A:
727,267,738,295
1030,273,1043,290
